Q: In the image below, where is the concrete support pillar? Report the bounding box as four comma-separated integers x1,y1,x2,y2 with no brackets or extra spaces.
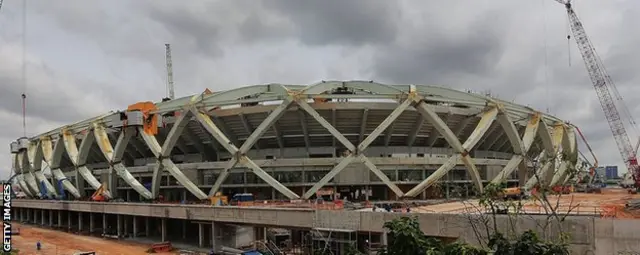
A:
124,216,130,236
126,190,131,202
182,190,187,202
90,213,95,233
263,227,267,242
102,213,107,235
182,221,187,239
58,211,63,227
49,210,53,227
79,212,83,232
41,209,45,226
133,216,138,238
198,223,204,248
145,217,150,238
365,185,370,201
211,221,217,252
77,172,86,197
161,218,167,242
68,211,72,230
381,231,388,246
117,215,123,238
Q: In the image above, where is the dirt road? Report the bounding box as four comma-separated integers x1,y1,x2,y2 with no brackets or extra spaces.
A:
2,223,177,255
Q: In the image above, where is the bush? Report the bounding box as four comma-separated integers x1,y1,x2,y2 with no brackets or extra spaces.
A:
377,216,569,255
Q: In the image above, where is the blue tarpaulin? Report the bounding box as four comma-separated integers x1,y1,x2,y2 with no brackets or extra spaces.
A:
241,250,262,255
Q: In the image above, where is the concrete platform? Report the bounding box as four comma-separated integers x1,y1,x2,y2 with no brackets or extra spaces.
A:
10,199,640,254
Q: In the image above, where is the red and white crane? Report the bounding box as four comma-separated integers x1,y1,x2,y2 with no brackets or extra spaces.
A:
556,0,640,191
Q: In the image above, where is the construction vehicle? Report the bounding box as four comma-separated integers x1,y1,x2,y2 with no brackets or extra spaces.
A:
558,0,640,193
91,183,108,202
209,192,228,206
499,187,525,200
231,193,255,206
315,187,336,202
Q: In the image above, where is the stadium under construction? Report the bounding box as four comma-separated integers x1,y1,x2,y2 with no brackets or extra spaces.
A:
7,81,587,253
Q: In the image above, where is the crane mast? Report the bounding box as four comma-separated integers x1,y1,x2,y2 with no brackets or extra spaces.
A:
559,0,640,189
165,43,175,100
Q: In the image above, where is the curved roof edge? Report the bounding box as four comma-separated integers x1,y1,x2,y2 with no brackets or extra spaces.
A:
25,80,569,140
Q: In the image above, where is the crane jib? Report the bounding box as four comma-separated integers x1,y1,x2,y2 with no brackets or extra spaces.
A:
564,3,640,188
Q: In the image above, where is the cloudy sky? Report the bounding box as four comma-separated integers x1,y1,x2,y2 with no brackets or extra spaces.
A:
0,0,638,179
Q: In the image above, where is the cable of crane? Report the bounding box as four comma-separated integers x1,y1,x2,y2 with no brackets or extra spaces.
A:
21,0,27,137
541,0,550,113
566,12,571,67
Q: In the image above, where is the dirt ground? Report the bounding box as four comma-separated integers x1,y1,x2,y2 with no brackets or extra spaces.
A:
2,223,178,255
413,188,640,216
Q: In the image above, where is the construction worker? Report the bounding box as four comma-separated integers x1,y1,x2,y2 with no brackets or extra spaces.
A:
36,241,41,250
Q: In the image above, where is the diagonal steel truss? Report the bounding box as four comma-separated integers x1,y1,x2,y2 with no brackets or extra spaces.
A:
10,81,580,199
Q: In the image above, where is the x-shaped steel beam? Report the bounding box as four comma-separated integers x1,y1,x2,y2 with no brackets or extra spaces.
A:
15,152,40,197
491,112,541,184
17,151,41,197
523,123,567,190
61,129,107,198
195,96,299,199
27,141,57,197
11,153,34,197
139,112,209,200
298,97,410,199
404,101,498,197
94,124,153,199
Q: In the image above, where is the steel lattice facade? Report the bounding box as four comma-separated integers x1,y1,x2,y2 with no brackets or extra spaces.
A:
9,81,584,201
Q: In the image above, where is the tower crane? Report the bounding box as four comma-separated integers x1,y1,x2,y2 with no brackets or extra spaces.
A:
556,0,640,192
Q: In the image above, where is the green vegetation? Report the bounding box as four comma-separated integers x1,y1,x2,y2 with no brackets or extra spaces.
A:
0,249,20,255
373,181,572,255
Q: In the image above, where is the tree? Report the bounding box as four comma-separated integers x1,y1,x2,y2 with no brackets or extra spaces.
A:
377,216,486,255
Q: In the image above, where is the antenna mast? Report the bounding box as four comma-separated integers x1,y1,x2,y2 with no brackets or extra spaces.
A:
165,43,174,100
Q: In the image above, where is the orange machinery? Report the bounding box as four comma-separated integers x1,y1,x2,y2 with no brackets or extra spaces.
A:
127,102,159,135
91,183,108,202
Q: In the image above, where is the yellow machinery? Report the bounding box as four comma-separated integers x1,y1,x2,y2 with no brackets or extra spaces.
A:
91,183,108,202
210,192,228,206
500,187,524,200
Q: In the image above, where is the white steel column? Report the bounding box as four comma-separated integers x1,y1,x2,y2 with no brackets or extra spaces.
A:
523,122,563,190
18,151,41,196
94,124,153,199
27,141,57,197
12,153,33,198
60,130,102,198
138,111,208,199
491,112,541,184
550,126,578,186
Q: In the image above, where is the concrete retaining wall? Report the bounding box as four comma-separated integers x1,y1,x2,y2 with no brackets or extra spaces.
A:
13,200,640,254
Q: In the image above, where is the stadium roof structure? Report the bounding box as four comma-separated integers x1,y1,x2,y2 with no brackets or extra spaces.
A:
10,81,584,200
